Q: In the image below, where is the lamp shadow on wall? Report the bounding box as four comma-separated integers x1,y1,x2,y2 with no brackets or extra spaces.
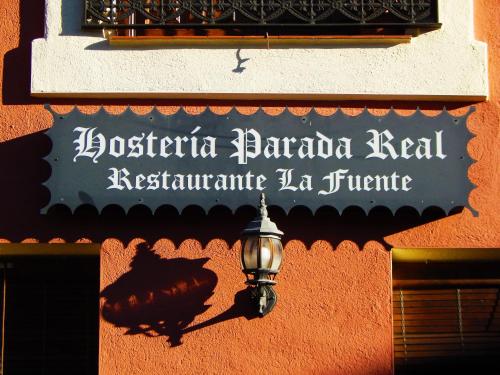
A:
100,241,219,346
100,241,258,346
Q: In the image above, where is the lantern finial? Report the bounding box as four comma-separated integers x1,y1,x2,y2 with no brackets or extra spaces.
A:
242,193,283,238
259,193,268,219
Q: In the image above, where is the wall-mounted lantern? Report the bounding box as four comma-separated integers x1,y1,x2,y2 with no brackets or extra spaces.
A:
241,193,284,316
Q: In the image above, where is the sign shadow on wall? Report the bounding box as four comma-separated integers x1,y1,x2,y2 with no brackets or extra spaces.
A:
0,131,462,249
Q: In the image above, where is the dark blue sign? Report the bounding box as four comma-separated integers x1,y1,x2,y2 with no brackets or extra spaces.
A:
43,106,476,215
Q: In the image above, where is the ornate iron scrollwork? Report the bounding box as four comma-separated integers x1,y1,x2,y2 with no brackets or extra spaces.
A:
83,0,439,33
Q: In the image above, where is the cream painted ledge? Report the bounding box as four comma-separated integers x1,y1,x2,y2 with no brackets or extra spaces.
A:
31,92,487,102
31,0,488,101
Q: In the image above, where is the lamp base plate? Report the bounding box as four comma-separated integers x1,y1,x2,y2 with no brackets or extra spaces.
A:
251,285,277,317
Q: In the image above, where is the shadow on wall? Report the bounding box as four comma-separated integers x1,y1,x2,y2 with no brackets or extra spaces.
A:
2,0,45,105
61,0,101,36
100,241,258,346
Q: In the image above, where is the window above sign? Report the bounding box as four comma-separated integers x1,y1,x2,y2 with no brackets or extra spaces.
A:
31,0,487,101
82,0,441,37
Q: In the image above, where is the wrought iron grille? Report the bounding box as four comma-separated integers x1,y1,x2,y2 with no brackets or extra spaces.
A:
83,0,440,35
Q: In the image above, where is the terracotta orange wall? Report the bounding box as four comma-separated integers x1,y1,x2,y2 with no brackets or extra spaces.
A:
0,1,499,374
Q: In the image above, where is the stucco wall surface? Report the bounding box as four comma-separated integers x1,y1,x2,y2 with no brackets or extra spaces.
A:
0,1,499,375
99,239,392,375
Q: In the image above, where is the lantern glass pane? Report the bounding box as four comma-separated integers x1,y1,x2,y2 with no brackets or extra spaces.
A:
242,236,258,270
259,237,273,269
270,238,283,272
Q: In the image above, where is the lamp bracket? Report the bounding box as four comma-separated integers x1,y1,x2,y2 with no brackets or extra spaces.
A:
251,284,277,317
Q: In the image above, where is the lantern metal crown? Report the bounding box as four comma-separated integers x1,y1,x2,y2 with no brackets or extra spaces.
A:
241,193,284,316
